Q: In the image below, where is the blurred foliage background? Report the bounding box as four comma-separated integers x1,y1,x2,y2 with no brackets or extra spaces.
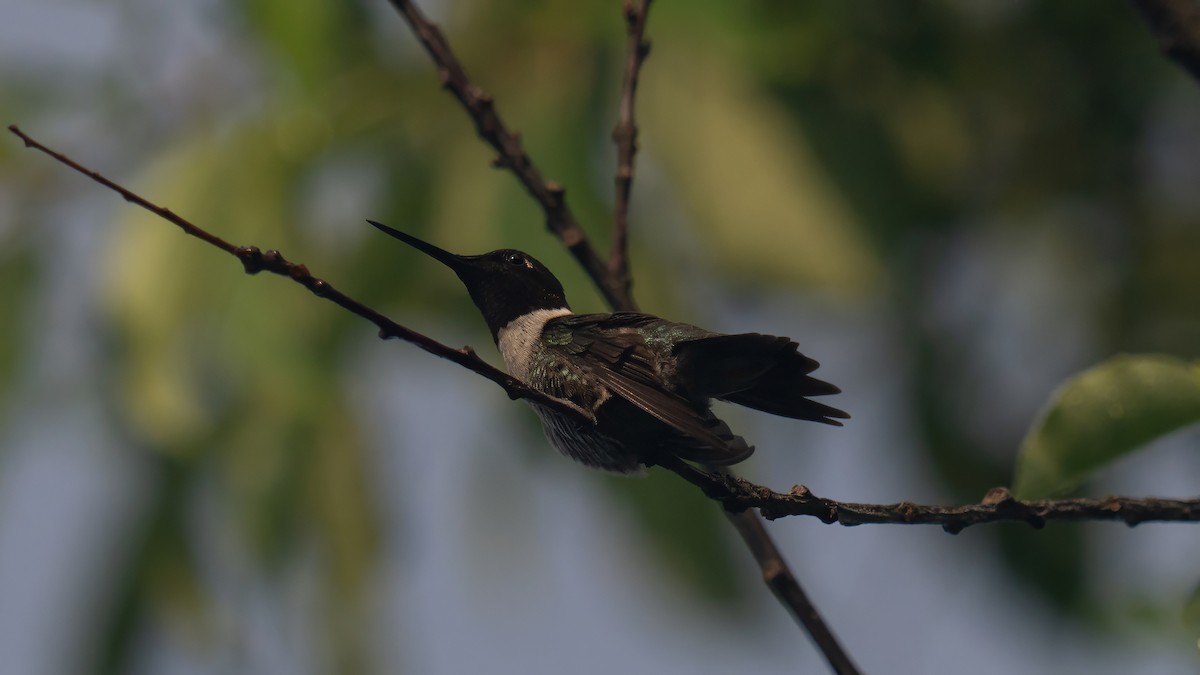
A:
2,1,1199,673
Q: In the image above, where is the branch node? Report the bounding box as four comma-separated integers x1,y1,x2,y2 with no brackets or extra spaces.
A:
502,379,525,400
760,559,787,585
981,486,1014,507
821,506,840,525
236,246,265,274
291,262,312,279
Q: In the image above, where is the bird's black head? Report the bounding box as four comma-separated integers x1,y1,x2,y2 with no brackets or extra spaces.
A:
368,220,571,341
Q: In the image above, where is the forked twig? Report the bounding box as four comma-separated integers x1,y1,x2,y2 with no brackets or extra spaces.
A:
382,0,634,312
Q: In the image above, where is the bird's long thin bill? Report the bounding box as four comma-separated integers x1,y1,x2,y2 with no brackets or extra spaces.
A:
366,220,464,268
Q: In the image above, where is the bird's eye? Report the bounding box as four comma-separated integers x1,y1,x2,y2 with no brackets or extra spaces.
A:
504,252,524,266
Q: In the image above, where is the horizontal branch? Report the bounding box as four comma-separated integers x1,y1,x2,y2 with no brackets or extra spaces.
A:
383,0,635,312
652,456,1200,533
7,124,593,425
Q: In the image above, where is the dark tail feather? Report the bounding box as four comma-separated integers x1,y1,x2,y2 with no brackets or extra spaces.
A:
720,382,849,425
673,333,798,395
675,333,849,425
718,358,849,425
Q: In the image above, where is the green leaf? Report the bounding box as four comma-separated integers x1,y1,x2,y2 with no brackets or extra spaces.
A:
640,45,882,293
240,0,366,89
1013,354,1200,499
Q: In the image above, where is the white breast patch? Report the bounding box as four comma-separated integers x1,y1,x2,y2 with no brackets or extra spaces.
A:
496,307,572,381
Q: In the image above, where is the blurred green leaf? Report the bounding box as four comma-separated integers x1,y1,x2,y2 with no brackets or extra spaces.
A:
1014,354,1200,499
997,523,1087,614
94,79,388,659
241,0,367,88
0,248,34,393
641,46,881,293
99,458,207,675
307,409,380,595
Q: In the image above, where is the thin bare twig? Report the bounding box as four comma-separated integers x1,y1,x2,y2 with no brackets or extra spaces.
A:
604,5,857,669
1131,0,1200,83
382,0,633,311
657,454,863,672
609,0,652,298
7,124,592,424
656,458,1200,533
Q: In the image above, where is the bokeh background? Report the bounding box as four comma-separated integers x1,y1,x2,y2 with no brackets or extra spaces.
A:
3,1,1200,673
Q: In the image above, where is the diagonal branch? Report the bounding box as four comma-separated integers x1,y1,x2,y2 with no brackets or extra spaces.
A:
1131,0,1200,83
723,510,861,674
609,0,652,299
382,0,634,312
655,456,1200,532
7,124,593,424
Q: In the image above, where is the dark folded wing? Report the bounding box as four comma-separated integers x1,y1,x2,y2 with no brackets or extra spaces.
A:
550,314,753,464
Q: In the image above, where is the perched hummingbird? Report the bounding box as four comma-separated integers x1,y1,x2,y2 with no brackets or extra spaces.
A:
368,221,848,474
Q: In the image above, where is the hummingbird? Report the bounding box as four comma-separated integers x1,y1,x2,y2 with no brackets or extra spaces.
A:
368,220,848,474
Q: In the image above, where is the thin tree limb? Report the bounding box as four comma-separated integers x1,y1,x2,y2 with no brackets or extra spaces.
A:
7,124,592,424
1131,0,1200,83
655,457,1200,532
725,509,862,674
382,0,633,312
609,0,652,298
